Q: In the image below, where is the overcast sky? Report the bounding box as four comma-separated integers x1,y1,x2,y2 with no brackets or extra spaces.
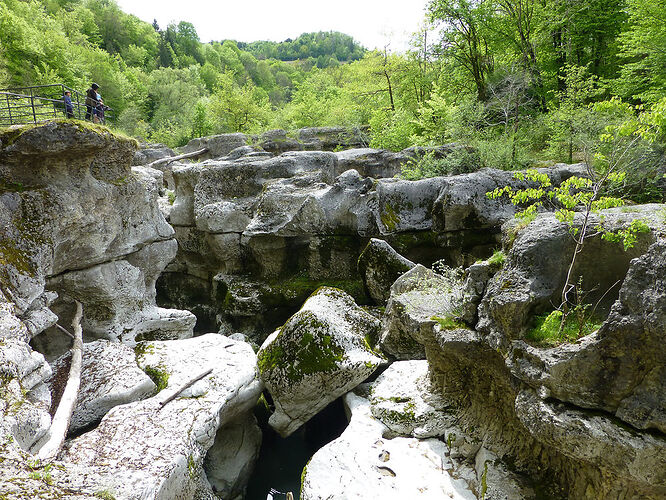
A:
114,0,431,52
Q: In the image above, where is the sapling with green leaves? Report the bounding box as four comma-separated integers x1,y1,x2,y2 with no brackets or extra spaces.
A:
487,98,662,337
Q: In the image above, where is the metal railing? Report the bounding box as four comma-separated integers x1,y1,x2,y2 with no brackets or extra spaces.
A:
0,84,113,126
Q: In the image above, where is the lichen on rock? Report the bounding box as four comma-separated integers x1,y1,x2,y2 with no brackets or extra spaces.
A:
258,287,384,437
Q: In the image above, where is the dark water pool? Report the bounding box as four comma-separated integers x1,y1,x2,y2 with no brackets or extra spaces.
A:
245,396,348,500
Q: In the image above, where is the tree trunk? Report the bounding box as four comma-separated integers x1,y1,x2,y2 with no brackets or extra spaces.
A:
32,301,84,462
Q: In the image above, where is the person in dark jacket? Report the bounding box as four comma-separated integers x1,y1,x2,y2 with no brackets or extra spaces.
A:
63,90,74,119
85,83,99,120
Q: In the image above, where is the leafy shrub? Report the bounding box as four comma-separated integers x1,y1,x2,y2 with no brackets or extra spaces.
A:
369,108,418,152
400,148,481,180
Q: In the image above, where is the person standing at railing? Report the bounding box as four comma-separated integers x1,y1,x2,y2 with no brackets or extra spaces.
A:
63,90,74,119
85,82,99,120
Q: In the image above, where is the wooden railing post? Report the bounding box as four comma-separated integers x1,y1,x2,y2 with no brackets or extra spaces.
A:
6,94,12,125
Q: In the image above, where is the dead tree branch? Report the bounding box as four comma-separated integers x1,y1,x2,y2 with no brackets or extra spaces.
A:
158,368,213,410
32,301,83,462
147,148,208,169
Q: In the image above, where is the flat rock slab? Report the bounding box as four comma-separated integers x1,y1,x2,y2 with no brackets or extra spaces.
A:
50,340,156,433
301,392,477,500
258,287,383,437
60,334,262,500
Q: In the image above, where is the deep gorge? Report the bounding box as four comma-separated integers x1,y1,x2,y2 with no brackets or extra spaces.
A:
1,122,665,499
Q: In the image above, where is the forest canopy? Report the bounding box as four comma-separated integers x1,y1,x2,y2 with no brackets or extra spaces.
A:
0,0,664,201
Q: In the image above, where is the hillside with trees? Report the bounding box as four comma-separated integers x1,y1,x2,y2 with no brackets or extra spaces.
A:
0,0,665,202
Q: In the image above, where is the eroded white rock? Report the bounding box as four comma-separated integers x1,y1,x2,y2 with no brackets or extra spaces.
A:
258,287,383,437
60,334,262,499
301,391,477,500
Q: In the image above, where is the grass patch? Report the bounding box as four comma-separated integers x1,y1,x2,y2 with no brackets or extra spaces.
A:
431,314,466,330
526,310,602,346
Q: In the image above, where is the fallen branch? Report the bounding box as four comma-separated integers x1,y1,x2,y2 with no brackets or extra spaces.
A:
146,148,208,169
158,368,213,410
32,301,83,462
54,323,74,339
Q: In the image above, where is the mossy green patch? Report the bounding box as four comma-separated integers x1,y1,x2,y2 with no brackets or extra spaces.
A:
94,490,116,500
259,310,346,384
187,454,197,480
143,366,169,391
431,315,466,330
0,238,34,276
134,342,155,359
380,202,400,232
486,249,505,268
270,274,369,305
526,309,602,346
376,400,417,426
0,120,138,147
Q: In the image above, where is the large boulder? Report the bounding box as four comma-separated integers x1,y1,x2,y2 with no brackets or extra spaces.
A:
258,287,383,437
49,340,156,433
60,334,262,499
379,264,464,359
357,238,415,304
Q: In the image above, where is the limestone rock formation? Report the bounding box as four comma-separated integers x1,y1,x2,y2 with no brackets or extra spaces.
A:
508,237,666,433
477,204,663,348
61,334,262,499
49,340,156,433
258,287,383,437
379,264,464,359
0,123,195,359
161,146,584,341
357,238,415,304
301,391,478,500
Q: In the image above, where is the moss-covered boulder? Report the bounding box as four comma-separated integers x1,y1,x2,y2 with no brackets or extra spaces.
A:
357,238,415,304
257,287,384,437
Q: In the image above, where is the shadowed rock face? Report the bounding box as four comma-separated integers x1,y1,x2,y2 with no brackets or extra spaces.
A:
160,144,584,341
391,207,666,499
0,123,195,359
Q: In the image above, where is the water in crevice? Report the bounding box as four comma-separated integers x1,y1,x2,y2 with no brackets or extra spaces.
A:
245,395,349,500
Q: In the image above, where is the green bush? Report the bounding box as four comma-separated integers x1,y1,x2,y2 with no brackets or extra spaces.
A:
400,148,481,180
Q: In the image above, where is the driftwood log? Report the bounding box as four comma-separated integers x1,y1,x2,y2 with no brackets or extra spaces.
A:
146,148,208,169
32,301,83,461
